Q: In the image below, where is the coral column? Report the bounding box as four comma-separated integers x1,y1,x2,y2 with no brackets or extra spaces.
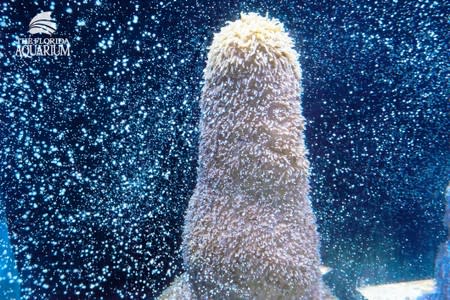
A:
182,13,326,299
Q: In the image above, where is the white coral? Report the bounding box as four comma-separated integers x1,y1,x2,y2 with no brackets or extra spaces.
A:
178,13,326,299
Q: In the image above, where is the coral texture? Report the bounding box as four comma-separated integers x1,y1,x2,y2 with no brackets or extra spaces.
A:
182,13,326,299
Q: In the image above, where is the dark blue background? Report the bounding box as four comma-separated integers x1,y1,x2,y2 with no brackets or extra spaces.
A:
1,0,448,298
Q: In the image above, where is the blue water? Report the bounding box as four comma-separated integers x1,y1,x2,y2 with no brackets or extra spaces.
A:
0,199,20,300
0,1,448,299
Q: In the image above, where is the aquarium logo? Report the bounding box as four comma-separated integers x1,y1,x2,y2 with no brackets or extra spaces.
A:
16,11,71,57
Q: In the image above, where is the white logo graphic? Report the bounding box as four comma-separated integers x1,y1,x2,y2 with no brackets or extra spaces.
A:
28,11,57,35
15,10,70,57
